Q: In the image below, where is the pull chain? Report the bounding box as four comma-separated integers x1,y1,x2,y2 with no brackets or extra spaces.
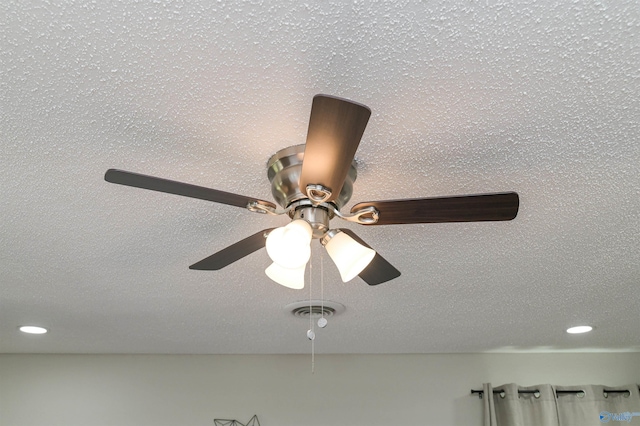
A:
318,249,327,328
308,252,315,373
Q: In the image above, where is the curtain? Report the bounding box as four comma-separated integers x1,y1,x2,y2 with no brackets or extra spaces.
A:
483,383,640,426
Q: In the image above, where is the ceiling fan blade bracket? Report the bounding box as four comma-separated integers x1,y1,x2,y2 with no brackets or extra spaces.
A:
305,184,332,205
331,205,379,224
246,201,289,216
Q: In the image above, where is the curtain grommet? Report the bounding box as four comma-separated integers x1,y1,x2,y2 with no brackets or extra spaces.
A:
577,391,585,398
500,391,506,399
534,391,540,399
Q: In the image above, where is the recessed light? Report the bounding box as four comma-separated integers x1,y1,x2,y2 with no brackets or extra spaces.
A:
566,325,593,334
19,326,48,334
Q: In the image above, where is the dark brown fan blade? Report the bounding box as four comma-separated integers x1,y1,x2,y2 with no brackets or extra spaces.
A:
338,229,401,285
351,192,519,225
299,95,371,202
189,229,274,270
105,169,276,209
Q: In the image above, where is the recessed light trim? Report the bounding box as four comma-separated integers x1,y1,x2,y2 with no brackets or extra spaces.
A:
566,325,593,334
19,326,48,334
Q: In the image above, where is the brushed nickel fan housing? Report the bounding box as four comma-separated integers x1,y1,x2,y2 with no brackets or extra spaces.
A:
267,144,357,211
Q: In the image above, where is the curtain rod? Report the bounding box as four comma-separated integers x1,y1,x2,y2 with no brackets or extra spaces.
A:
470,387,640,399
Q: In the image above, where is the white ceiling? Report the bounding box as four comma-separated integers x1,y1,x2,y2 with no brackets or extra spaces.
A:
2,0,639,354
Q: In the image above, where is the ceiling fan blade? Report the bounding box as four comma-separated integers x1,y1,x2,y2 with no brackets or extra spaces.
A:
338,228,401,285
105,169,276,209
299,95,371,202
351,192,519,225
189,229,275,270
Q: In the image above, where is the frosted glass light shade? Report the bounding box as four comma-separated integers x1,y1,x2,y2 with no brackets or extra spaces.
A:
325,231,376,282
266,220,313,269
265,262,305,289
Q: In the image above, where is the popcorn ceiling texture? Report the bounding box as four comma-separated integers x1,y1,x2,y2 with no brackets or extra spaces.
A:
1,0,639,354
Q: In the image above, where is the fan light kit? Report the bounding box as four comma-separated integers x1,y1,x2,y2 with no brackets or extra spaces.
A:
105,94,519,289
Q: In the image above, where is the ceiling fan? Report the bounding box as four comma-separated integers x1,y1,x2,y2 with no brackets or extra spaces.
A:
105,95,519,288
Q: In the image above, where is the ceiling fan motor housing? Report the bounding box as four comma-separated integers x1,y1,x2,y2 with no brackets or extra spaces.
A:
267,144,357,211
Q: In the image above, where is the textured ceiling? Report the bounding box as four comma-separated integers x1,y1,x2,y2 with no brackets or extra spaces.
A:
1,0,639,354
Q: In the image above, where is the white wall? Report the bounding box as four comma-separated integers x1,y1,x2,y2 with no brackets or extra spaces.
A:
1,353,639,426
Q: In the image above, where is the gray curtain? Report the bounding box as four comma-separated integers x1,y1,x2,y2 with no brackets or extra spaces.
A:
483,383,640,426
